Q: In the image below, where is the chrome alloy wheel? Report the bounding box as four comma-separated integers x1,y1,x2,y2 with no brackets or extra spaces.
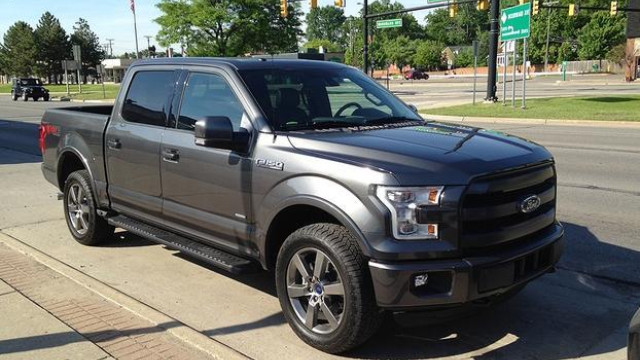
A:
286,248,345,334
67,183,90,236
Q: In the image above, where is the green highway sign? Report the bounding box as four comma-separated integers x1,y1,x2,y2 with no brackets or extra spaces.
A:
500,3,531,41
376,18,403,29
426,0,447,3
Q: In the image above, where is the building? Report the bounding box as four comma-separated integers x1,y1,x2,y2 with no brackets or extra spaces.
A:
101,59,135,83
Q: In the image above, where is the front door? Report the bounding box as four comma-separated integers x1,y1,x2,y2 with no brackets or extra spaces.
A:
105,70,177,218
160,70,254,253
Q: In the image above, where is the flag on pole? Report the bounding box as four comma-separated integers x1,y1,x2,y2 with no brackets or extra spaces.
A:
130,0,136,13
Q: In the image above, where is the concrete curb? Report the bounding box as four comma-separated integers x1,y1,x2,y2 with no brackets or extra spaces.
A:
420,114,640,127
0,232,250,360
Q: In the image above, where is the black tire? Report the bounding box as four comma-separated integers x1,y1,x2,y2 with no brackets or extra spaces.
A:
63,170,114,246
23,93,29,101
276,223,382,353
34,97,39,102
43,96,50,102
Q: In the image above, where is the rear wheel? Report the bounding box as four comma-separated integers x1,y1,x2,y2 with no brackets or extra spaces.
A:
43,95,50,102
11,92,17,101
23,93,29,101
63,170,114,245
276,223,382,353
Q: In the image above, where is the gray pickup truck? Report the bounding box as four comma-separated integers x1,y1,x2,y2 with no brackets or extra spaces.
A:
40,58,564,353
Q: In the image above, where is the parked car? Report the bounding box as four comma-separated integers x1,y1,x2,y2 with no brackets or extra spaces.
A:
631,307,640,360
11,78,50,101
40,58,564,354
403,69,429,80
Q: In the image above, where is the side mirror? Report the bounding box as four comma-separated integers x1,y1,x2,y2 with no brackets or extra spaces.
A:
195,116,249,153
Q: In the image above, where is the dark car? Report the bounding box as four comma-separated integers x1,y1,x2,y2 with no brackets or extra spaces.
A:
11,78,50,102
403,69,429,80
631,307,640,360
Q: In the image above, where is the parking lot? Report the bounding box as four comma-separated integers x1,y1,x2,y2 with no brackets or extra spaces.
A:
1,95,639,359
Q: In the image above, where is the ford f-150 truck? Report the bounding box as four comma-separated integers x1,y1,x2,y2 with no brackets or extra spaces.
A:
40,58,564,353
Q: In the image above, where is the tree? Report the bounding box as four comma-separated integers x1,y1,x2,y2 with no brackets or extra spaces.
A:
577,12,625,61
306,6,346,45
343,16,362,68
384,36,416,70
424,5,486,46
414,40,444,70
35,12,70,83
454,48,474,68
2,21,37,76
304,39,342,53
155,0,302,57
70,18,105,83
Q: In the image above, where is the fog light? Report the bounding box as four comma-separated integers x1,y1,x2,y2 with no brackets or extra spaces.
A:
414,274,429,287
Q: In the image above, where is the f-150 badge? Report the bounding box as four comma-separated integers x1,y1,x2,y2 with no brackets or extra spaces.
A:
256,159,284,171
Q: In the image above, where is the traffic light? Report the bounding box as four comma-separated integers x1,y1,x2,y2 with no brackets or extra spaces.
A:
568,3,576,15
532,0,540,15
449,2,458,17
280,0,288,17
477,0,489,11
335,0,345,7
610,1,617,15
310,0,317,8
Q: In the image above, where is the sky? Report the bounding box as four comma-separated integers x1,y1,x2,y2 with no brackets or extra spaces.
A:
0,0,433,56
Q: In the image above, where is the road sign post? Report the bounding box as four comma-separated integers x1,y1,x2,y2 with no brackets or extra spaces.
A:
512,41,517,107
72,45,82,94
375,18,403,28
472,40,478,105
522,38,528,109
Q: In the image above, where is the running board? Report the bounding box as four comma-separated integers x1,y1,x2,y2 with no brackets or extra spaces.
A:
107,215,256,274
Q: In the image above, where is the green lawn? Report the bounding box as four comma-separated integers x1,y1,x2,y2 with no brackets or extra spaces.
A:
0,83,121,100
423,95,640,122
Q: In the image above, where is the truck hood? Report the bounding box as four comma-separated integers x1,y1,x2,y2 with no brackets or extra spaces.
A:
287,122,554,185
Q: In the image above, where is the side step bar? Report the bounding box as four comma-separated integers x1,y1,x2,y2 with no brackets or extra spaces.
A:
107,215,256,274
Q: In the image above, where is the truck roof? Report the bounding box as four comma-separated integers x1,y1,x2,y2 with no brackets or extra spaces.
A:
131,57,350,71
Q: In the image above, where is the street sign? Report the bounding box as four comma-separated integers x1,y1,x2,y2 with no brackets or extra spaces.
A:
500,3,531,41
72,44,82,64
376,18,403,29
426,0,447,3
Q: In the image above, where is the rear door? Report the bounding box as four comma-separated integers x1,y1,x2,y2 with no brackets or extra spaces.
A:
160,69,255,252
105,69,178,218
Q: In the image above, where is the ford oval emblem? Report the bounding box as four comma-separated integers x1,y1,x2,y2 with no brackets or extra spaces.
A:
519,195,541,214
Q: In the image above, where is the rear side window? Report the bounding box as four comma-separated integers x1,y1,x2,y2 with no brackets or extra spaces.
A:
177,73,245,131
122,71,176,126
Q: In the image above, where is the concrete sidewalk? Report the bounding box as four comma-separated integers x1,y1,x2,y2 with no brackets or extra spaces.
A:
0,280,111,360
0,240,218,360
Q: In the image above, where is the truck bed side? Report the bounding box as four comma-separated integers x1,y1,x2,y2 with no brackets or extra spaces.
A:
41,106,114,208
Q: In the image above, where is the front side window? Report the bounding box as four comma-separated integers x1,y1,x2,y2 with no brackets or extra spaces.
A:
122,71,176,127
178,73,245,131
239,67,421,131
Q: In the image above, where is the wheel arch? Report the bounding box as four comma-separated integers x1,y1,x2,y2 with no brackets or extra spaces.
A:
258,177,378,270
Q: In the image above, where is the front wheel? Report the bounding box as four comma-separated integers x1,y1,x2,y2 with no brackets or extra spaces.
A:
23,93,29,101
63,170,114,245
276,223,382,353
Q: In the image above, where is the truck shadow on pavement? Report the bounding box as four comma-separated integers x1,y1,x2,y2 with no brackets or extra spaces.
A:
148,221,640,359
0,120,41,165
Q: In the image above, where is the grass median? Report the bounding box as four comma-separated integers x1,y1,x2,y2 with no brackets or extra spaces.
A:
0,83,121,101
423,95,640,122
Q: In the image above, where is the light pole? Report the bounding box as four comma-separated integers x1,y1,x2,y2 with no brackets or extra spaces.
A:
363,0,369,75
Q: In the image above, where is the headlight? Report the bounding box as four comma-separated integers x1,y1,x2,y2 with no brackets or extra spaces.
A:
376,186,444,240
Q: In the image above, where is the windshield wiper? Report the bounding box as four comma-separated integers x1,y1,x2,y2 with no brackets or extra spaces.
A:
364,116,423,126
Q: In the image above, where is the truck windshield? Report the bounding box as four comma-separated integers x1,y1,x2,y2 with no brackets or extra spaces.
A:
238,67,422,131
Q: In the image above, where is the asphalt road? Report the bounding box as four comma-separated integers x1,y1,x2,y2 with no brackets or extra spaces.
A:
0,95,639,359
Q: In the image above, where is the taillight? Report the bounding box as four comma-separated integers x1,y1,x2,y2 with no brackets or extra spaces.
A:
39,123,58,155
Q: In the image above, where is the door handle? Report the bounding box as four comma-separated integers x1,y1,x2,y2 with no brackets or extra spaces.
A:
107,138,121,149
162,148,180,163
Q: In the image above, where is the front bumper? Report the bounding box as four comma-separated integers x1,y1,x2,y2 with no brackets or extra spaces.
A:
368,222,564,309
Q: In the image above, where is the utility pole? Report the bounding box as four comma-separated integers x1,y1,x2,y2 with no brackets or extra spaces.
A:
363,0,369,75
543,10,551,72
486,0,500,101
106,38,114,58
